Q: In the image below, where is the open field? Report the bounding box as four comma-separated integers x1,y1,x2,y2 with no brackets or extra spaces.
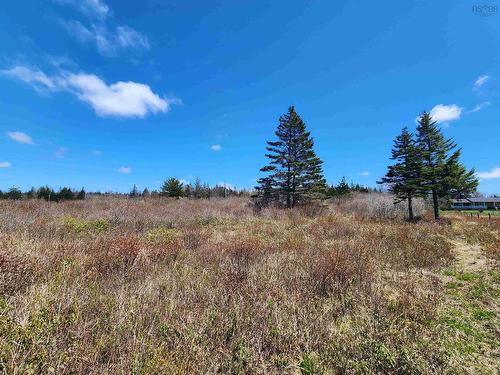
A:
0,195,498,374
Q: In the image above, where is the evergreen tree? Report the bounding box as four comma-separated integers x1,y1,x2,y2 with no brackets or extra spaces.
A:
335,177,351,196
26,187,36,199
161,178,184,198
6,187,23,200
440,149,478,199
253,176,275,208
37,186,56,201
58,187,75,201
77,188,86,200
129,184,140,198
203,182,211,198
193,178,204,199
378,127,423,220
416,112,478,219
255,106,326,208
142,187,150,197
184,184,193,198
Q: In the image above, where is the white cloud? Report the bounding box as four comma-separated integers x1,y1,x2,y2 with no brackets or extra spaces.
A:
92,150,102,155
474,75,490,88
211,144,222,151
54,0,109,19
55,147,67,159
0,162,11,168
64,72,174,117
358,171,370,176
118,167,131,174
469,101,491,113
1,66,56,91
476,167,500,179
7,131,34,144
1,65,178,118
429,104,463,124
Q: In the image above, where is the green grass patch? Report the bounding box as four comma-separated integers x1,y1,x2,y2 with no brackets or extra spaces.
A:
63,217,110,234
438,268,499,372
145,227,181,245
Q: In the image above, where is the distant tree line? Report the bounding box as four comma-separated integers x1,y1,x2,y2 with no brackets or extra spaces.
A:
378,111,478,220
127,178,250,199
0,186,86,201
1,108,478,218
327,176,381,197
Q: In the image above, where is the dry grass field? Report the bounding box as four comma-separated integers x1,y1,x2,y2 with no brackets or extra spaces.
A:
0,194,498,374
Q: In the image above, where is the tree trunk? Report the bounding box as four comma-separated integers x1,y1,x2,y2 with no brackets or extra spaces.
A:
432,188,440,220
408,195,414,221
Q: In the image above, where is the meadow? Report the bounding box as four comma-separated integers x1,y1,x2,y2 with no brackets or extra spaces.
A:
0,194,498,374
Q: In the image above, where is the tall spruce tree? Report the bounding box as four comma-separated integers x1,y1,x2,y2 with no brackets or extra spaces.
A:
378,127,423,220
129,184,140,198
255,106,326,208
416,111,478,219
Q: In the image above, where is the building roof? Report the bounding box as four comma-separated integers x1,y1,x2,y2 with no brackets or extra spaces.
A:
451,197,500,203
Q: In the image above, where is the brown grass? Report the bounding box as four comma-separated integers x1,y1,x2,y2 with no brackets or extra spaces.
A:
0,195,493,374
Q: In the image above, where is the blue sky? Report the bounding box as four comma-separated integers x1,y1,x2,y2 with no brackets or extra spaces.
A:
1,0,499,194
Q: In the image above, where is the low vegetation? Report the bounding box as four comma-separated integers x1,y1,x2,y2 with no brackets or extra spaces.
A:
1,194,498,373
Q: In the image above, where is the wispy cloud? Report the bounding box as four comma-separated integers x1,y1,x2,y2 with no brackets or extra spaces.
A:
62,20,149,56
54,0,109,19
474,75,490,88
7,131,34,144
358,171,370,176
1,66,55,91
469,101,491,113
55,0,149,57
0,162,11,168
115,26,149,51
429,104,463,124
476,167,500,179
45,55,76,68
1,65,180,118
118,166,131,174
211,144,222,151
55,147,67,159
92,150,102,155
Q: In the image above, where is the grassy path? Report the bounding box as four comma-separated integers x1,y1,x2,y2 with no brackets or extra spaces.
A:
436,238,499,374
